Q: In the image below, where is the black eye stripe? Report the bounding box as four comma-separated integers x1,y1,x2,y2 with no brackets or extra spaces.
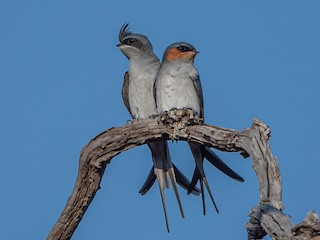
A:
121,37,144,50
122,38,136,45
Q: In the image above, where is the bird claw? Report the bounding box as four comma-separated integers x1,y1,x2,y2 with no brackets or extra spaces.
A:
149,114,159,119
126,119,134,124
158,108,203,140
159,108,203,127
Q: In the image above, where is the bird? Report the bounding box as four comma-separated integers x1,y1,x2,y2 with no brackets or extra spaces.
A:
155,42,244,215
117,23,198,232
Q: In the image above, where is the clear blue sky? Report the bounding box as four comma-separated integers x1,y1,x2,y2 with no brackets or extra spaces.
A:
1,1,319,239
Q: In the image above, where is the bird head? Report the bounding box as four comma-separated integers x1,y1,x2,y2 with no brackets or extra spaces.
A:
162,42,198,63
117,22,154,59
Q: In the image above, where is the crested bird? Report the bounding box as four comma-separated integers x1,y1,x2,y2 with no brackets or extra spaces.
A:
117,23,198,231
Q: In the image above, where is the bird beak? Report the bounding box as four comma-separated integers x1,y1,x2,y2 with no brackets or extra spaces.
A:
116,43,122,47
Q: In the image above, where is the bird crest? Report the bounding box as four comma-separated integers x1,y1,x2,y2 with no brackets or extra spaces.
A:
119,22,132,43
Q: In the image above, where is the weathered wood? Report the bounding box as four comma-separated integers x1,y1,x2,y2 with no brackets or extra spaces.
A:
47,110,319,240
293,211,320,239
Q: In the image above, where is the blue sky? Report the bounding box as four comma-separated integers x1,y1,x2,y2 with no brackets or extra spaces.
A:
1,1,319,239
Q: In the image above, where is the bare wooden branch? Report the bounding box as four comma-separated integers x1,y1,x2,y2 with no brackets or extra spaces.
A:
293,211,320,239
47,110,319,240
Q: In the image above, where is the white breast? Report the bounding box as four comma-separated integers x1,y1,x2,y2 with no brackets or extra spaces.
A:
156,63,201,115
128,60,159,119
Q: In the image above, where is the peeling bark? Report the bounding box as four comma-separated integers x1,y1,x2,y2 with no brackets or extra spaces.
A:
47,109,320,240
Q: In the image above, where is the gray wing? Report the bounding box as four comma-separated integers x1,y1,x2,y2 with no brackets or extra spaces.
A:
121,71,132,116
153,70,158,110
191,72,204,118
188,71,243,215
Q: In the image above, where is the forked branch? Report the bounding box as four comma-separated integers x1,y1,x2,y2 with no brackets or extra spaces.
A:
47,109,320,240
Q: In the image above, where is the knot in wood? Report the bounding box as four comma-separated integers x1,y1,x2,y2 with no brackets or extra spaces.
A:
158,108,203,139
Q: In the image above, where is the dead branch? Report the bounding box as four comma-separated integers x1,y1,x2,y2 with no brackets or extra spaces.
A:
47,110,320,240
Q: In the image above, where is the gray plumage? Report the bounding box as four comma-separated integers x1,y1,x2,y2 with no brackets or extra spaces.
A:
155,42,244,215
118,24,200,231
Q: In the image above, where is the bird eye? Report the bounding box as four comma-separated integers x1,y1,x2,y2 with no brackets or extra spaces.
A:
177,46,191,52
123,38,136,45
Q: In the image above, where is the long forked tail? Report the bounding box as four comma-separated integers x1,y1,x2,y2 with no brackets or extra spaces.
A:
204,147,244,182
148,141,185,232
188,146,243,195
139,164,200,196
154,168,170,232
188,142,219,214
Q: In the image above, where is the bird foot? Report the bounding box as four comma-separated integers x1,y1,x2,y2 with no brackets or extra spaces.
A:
159,108,203,127
158,108,203,140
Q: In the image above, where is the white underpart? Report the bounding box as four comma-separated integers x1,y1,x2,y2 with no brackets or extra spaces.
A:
128,56,159,119
156,62,200,114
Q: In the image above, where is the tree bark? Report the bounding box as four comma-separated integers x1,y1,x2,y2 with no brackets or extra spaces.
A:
47,109,320,240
